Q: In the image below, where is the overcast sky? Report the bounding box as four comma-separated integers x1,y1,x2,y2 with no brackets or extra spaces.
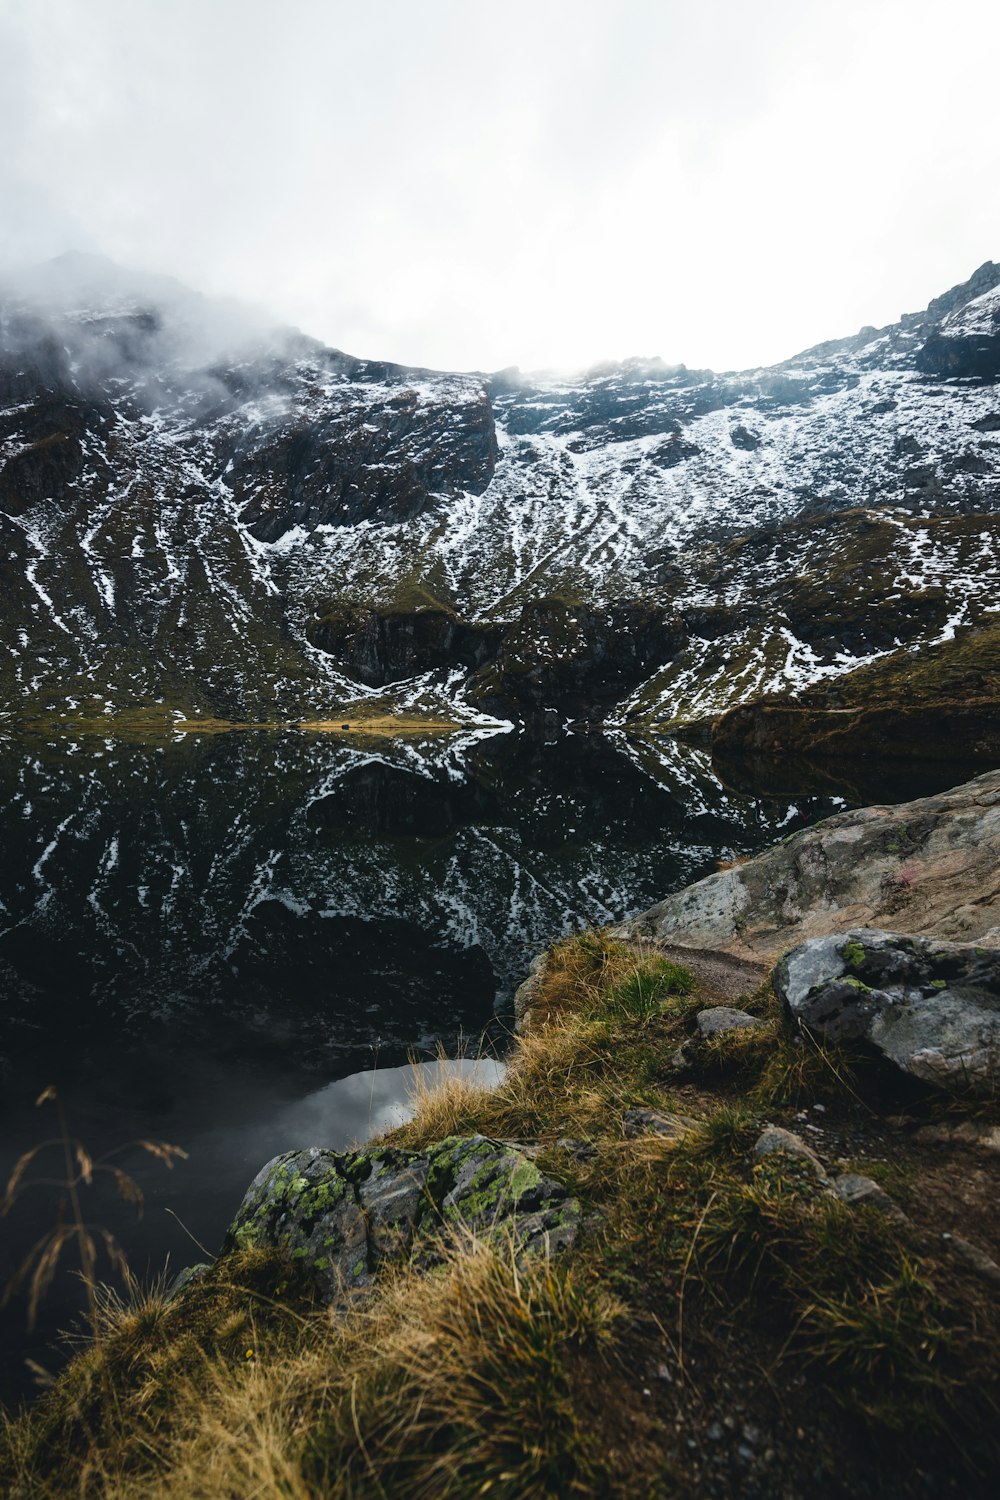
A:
1,0,998,373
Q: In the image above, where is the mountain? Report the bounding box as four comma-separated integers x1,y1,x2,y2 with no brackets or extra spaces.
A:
1,252,999,728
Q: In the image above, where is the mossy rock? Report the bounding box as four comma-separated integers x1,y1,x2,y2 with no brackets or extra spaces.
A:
223,1135,579,1302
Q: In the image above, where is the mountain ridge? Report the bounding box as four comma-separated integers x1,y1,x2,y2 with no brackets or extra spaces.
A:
1,255,998,728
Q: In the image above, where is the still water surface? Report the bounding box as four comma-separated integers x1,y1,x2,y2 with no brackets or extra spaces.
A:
0,726,974,1402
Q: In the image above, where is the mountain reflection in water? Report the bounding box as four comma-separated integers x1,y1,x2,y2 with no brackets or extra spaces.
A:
0,727,847,1075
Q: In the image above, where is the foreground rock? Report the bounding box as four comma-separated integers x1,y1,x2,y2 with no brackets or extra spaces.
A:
225,1134,579,1301
774,929,1000,1093
620,770,1000,962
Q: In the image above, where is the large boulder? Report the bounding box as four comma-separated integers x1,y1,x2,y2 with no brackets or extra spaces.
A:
773,929,1000,1093
225,1134,579,1301
619,770,1000,962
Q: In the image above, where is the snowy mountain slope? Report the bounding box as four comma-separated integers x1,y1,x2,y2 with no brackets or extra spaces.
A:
1,253,998,725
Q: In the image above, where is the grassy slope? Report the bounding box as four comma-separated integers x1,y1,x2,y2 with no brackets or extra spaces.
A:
799,615,1000,709
2,936,998,1498
712,617,1000,764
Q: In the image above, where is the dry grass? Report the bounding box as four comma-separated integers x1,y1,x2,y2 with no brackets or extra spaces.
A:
296,715,462,738
1,1086,186,1336
2,1242,632,1500
16,708,467,743
396,937,696,1152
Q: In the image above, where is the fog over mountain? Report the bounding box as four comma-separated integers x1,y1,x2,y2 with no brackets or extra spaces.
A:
2,0,999,372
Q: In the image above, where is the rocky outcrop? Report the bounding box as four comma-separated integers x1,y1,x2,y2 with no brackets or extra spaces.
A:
694,1005,765,1039
620,770,1000,963
713,701,1000,766
305,591,694,714
232,381,498,541
752,1129,910,1220
467,597,688,722
307,599,500,687
710,616,1000,774
916,271,1000,382
668,1006,767,1072
774,929,1000,1093
225,1134,580,1302
753,1126,829,1181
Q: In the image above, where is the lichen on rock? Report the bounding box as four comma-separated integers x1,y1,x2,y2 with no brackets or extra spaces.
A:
774,929,1000,1093
224,1134,580,1301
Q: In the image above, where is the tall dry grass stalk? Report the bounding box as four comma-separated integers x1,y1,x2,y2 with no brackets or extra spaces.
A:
1,1085,187,1340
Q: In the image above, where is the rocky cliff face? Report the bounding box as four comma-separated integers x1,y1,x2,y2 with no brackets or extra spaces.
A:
2,254,999,724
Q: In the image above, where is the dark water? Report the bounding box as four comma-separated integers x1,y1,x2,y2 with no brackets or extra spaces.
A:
0,726,979,1405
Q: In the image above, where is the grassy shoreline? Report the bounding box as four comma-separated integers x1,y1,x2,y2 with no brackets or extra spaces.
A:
8,707,469,742
2,932,997,1496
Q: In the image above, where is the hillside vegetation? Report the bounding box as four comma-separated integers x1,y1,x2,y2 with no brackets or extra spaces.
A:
3,932,998,1498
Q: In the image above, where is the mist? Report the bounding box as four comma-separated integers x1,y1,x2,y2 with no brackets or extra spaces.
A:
1,0,999,374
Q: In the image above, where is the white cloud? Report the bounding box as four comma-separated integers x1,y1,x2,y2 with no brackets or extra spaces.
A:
1,0,997,372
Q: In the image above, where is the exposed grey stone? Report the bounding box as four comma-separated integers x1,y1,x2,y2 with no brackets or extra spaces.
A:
555,1137,598,1161
695,1006,766,1039
753,1126,829,1181
618,773,1000,962
622,1107,696,1141
774,929,1000,1093
832,1173,908,1224
669,1041,697,1073
513,952,547,1033
164,1263,210,1302
943,1232,1000,1286
224,1134,579,1303
914,1121,1000,1153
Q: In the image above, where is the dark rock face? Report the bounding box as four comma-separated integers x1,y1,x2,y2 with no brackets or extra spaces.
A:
230,383,498,541
467,598,688,722
225,1134,580,1301
916,331,1000,381
915,265,1000,381
774,929,1000,1093
306,594,691,721
0,404,97,514
917,260,1000,324
307,602,501,687
730,423,760,451
0,316,114,514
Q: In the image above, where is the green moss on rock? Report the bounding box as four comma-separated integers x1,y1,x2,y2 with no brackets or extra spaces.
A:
224,1136,580,1304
